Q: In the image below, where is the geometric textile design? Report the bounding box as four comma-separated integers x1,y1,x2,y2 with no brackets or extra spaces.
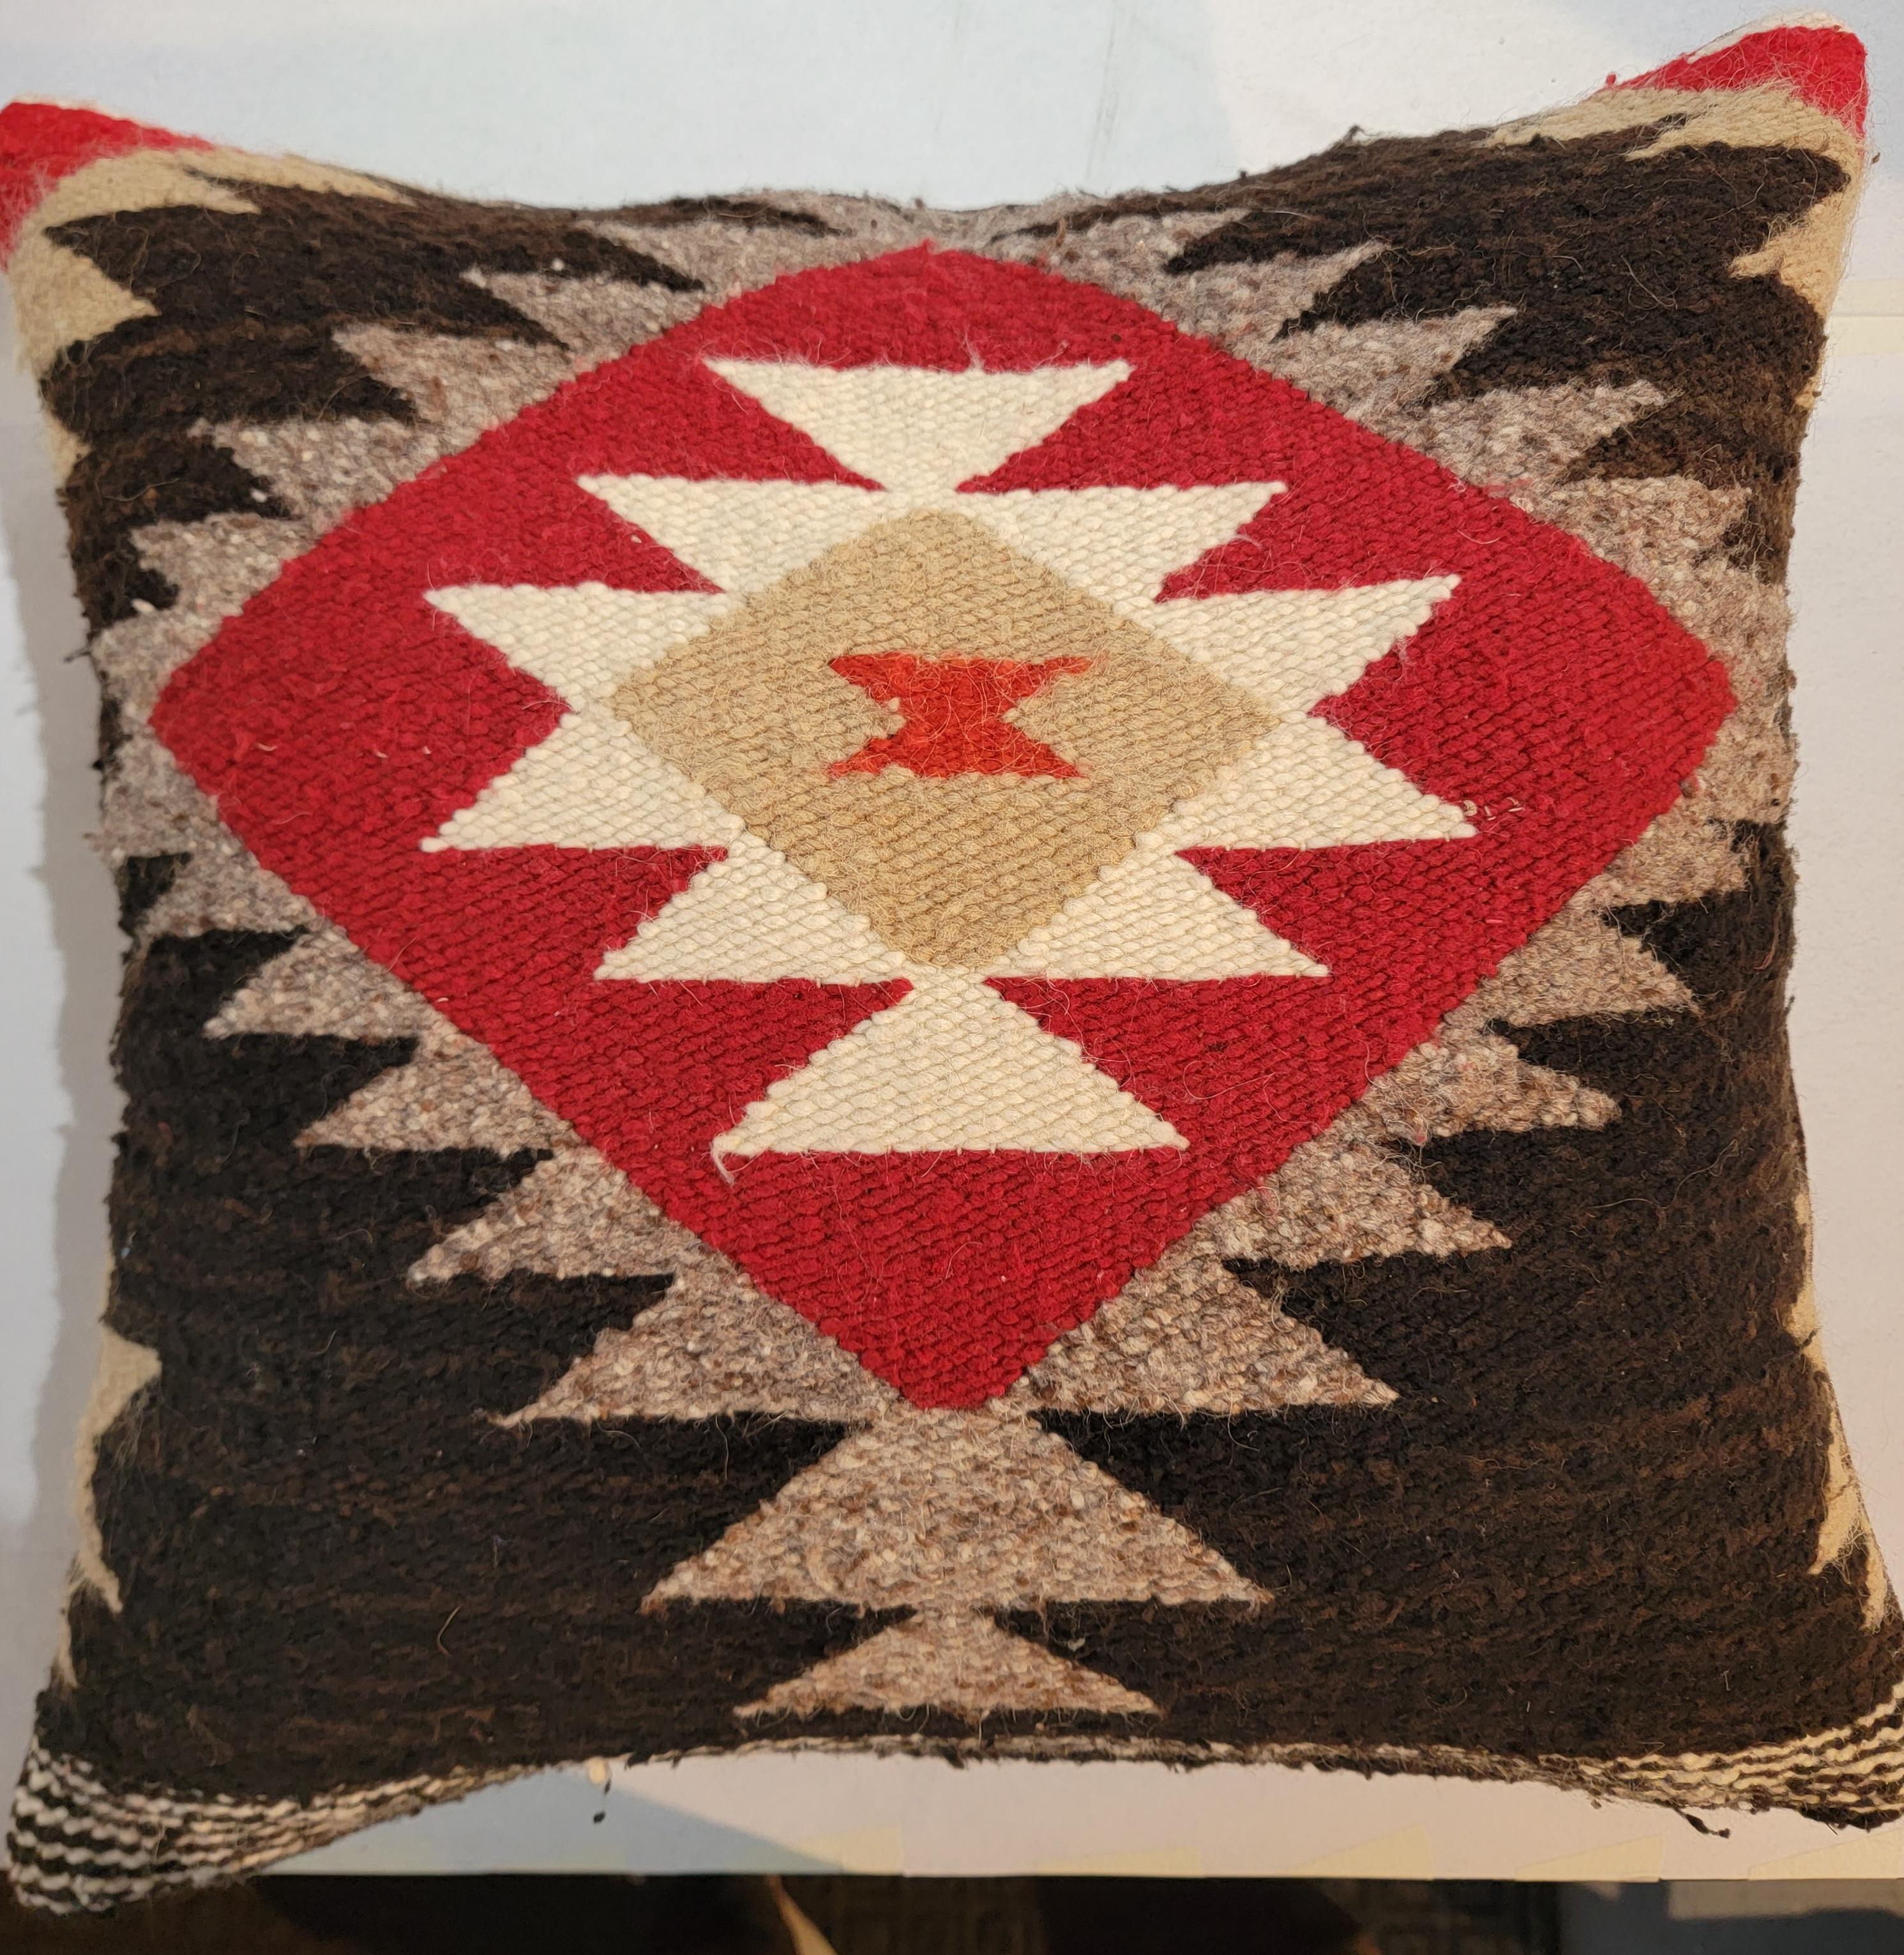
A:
4,17,1901,1912
149,247,1727,1407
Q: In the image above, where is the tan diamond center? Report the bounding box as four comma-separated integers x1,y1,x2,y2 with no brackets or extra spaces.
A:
612,510,1275,967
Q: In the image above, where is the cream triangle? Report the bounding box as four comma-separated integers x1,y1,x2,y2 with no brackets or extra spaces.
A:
597,834,905,983
427,584,729,706
1154,716,1473,850
713,969,1186,1156
578,474,888,593
1144,577,1458,711
706,357,1131,496
425,710,743,852
647,1408,1261,1609
995,844,1325,979
739,1610,1158,1720
962,481,1281,614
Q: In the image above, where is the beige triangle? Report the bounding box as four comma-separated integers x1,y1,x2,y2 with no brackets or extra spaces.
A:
7,232,155,372
714,970,1186,1157
1144,577,1458,713
71,1327,161,1615
706,358,1130,497
1815,1424,1880,1592
515,1270,895,1424
207,926,438,1043
1471,905,1691,1027
1201,1134,1509,1270
647,1408,1264,1611
586,204,919,307
411,1148,688,1283
190,145,409,205
1262,308,1513,435
426,709,743,852
1489,80,1859,174
994,844,1324,981
1735,186,1859,317
213,414,480,534
470,269,706,366
1128,239,1385,368
580,475,886,594
42,415,87,483
1018,1250,1393,1415
1355,1025,1619,1145
1396,381,1665,492
740,1610,1157,1721
9,141,404,374
335,322,578,444
1525,474,1748,578
134,502,318,612
963,482,1280,615
1587,800,1746,909
1807,1384,1890,1632
100,724,230,863
427,585,729,706
211,328,582,533
986,204,1243,277
299,1030,566,1153
597,835,905,983
121,515,321,710
421,1147,894,1419
18,147,259,239
138,838,319,943
1154,716,1473,850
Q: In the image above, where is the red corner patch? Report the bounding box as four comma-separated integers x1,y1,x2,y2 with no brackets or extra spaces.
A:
151,248,1732,1407
0,102,207,257
1613,21,1868,133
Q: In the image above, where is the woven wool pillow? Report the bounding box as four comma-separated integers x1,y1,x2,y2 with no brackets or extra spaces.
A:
1,18,1896,1909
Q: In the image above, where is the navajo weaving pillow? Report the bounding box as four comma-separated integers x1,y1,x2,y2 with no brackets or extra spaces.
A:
2,19,1895,1908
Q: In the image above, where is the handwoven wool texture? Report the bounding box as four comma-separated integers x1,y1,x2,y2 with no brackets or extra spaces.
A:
1,21,1898,1910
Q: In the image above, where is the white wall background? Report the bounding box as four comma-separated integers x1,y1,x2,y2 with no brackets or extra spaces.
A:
1,0,1899,1882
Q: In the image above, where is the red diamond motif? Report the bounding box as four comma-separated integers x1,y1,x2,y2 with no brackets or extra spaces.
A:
151,247,1731,1408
